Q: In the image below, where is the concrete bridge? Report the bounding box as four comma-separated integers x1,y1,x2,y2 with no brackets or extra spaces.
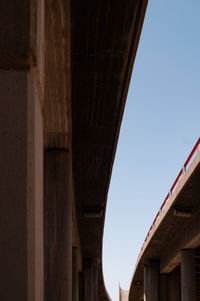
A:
0,0,148,300
129,138,200,301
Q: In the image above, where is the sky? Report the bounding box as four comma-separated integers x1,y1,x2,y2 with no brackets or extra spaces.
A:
103,0,200,300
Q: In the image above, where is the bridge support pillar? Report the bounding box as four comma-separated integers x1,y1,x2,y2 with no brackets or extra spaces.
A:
144,261,159,301
84,260,94,301
72,247,78,301
78,272,84,301
159,274,169,301
0,71,44,300
144,265,150,301
93,265,99,300
44,150,72,300
181,249,195,301
170,266,181,301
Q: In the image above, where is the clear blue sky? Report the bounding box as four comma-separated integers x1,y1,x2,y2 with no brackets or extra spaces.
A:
103,0,200,300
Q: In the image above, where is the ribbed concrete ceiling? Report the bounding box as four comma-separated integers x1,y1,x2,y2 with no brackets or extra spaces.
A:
71,0,148,263
70,5,148,301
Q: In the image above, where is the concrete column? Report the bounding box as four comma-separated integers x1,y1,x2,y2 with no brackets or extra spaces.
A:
144,265,150,301
73,247,78,301
0,71,43,300
149,261,159,301
170,266,181,301
78,272,84,301
144,261,159,301
84,261,94,301
181,249,195,301
44,150,72,300
159,274,169,301
93,266,99,300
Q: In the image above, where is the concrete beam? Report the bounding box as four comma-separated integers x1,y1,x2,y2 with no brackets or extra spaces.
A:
0,0,45,70
160,211,200,273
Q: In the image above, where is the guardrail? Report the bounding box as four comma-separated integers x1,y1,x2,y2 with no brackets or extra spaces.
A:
141,137,200,251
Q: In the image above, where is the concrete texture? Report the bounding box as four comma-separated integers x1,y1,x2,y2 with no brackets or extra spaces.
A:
44,0,71,148
70,1,148,299
0,70,43,301
0,1,34,68
0,0,148,299
148,261,159,301
181,250,195,301
44,151,72,300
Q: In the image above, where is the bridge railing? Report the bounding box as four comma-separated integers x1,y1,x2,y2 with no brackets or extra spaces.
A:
141,137,200,250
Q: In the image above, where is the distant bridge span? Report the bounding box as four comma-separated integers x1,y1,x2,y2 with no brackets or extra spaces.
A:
129,138,200,301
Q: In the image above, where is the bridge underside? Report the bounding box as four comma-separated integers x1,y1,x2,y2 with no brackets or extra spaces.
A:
0,0,148,300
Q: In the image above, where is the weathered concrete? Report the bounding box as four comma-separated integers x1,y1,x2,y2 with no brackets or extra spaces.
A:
44,0,71,148
44,150,72,300
0,71,43,301
181,249,195,301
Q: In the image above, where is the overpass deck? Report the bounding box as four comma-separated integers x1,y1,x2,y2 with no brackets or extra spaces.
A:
129,138,200,300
